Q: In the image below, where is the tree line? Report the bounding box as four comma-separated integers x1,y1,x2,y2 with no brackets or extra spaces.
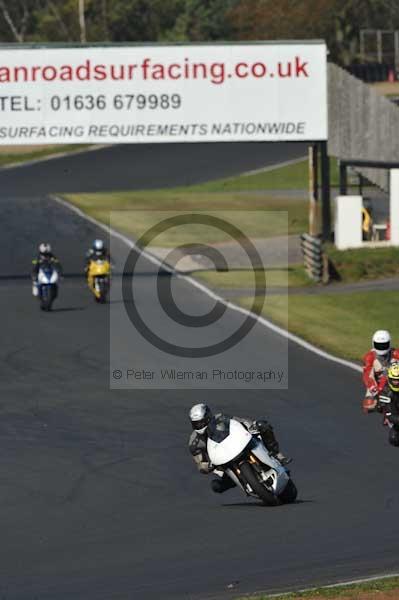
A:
1,0,398,65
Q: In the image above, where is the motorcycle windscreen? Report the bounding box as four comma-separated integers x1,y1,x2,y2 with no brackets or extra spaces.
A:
38,268,53,284
207,417,252,467
90,260,110,276
50,270,59,283
207,414,231,443
38,261,58,284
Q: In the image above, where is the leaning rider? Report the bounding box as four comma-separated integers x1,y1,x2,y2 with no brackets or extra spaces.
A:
362,330,399,413
188,403,291,494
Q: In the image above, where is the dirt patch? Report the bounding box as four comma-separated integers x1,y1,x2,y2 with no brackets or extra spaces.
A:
370,81,399,95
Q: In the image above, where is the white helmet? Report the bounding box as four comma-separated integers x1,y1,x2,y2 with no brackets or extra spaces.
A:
372,330,391,356
93,239,104,251
39,242,51,255
189,403,212,435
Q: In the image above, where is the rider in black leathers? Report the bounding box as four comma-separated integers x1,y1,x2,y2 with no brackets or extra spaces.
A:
31,243,63,292
380,363,399,446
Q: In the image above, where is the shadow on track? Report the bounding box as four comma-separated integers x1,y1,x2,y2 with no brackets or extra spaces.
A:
0,273,87,282
222,499,313,508
50,307,87,313
0,271,171,282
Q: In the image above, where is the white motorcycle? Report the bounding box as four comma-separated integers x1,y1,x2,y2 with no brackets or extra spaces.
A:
35,262,59,311
207,416,297,506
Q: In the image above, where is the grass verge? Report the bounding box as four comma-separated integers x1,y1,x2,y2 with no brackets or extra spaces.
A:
327,244,399,282
240,575,399,600
66,191,308,246
239,290,399,362
65,156,399,366
182,157,340,192
0,144,92,167
193,266,310,289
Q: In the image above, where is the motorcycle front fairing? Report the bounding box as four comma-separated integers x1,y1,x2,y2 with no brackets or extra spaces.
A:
88,260,110,295
207,416,290,497
37,267,58,285
90,259,110,277
207,418,252,467
37,267,58,301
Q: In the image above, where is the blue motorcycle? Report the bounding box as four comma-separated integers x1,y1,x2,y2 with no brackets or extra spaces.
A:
35,261,59,311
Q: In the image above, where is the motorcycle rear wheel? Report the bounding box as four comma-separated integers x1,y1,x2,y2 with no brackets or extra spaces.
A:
239,462,280,506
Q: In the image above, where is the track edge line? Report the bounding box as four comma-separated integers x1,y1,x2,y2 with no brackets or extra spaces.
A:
261,571,399,599
0,144,110,172
51,193,362,374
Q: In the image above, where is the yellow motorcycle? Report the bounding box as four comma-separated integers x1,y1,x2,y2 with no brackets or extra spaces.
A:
87,258,111,303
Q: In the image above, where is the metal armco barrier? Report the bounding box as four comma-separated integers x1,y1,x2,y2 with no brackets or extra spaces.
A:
300,234,328,283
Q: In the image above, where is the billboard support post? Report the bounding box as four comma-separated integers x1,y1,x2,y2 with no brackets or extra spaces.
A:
308,144,319,236
320,141,331,240
339,161,347,195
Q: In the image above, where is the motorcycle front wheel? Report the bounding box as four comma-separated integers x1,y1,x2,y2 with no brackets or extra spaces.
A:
98,289,108,304
278,479,298,504
239,462,280,506
40,288,53,311
94,290,107,303
93,278,108,304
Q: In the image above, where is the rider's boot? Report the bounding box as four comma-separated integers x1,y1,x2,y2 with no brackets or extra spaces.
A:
275,451,292,466
211,474,236,493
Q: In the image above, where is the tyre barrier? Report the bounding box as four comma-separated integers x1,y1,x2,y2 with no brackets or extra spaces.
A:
300,234,329,283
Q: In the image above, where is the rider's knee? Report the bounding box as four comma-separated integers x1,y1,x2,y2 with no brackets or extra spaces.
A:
211,478,225,493
256,420,279,453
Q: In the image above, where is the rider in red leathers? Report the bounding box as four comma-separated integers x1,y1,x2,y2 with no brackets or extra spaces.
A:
362,330,399,413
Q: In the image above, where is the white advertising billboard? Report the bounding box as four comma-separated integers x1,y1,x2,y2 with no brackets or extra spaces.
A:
0,43,327,144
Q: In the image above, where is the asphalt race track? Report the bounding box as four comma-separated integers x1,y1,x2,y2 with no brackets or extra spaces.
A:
1,143,399,600
0,141,307,196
